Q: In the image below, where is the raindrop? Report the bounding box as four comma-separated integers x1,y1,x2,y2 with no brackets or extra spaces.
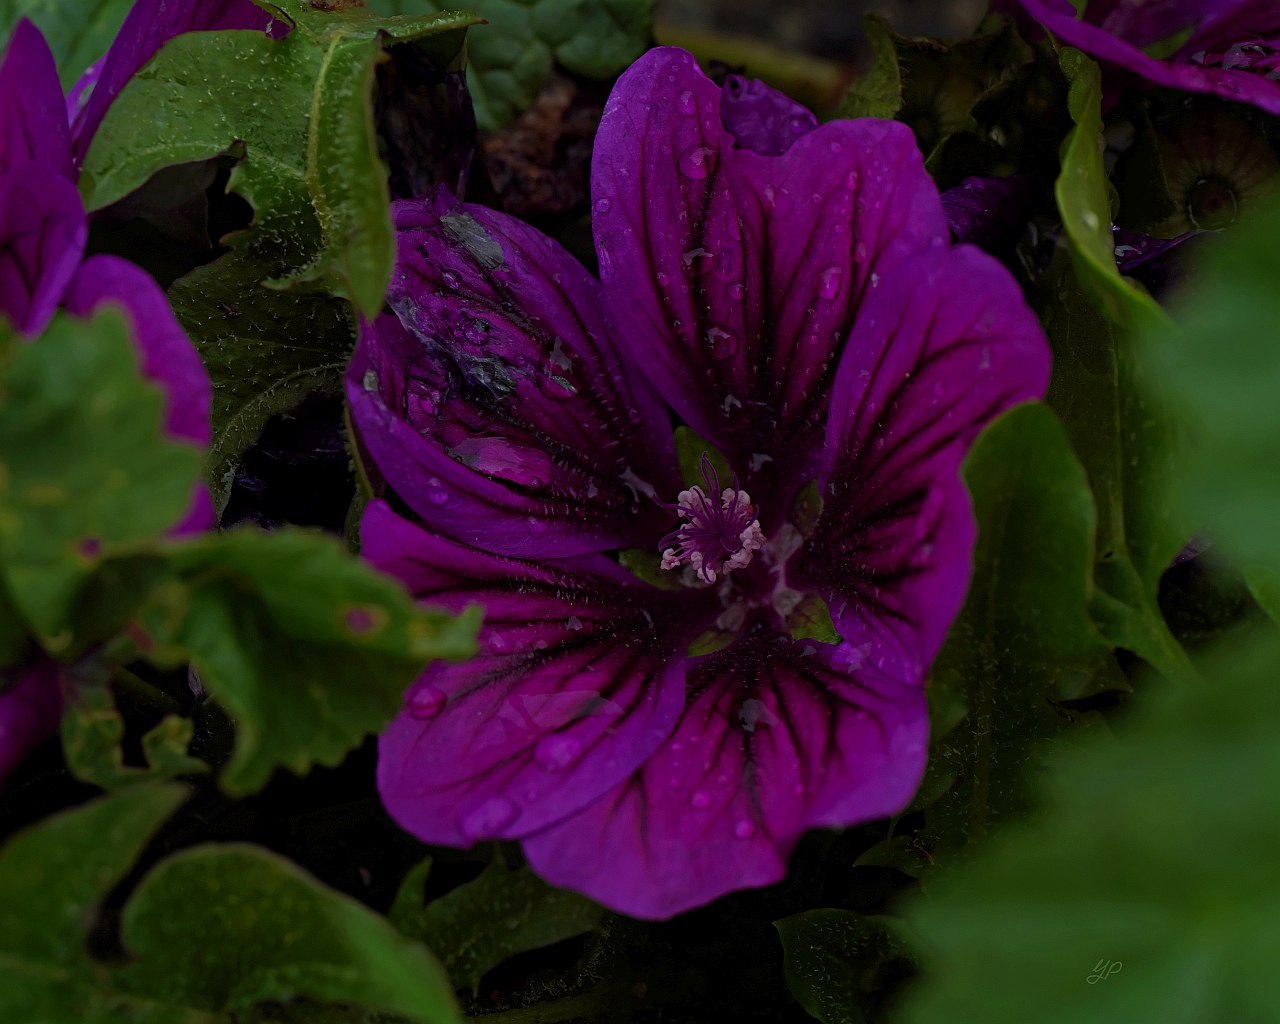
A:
706,323,741,358
1081,210,1100,230
488,631,510,653
535,734,582,771
657,271,670,286
690,790,711,808
819,263,842,299
526,517,548,535
461,797,517,841
678,143,718,179
733,819,755,839
729,282,744,299
829,141,842,154
845,170,859,190
408,685,447,720
677,89,696,115
595,198,611,213
853,240,868,262
425,477,448,505
681,247,718,277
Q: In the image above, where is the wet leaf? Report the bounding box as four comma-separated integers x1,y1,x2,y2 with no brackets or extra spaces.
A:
167,248,356,516
165,527,480,795
1055,49,1169,334
774,910,915,1024
81,8,481,316
920,402,1126,871
836,15,901,120
113,845,463,1023
0,311,201,645
390,854,605,993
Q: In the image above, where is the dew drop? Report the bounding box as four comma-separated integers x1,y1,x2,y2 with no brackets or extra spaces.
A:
819,263,842,299
526,516,548,535
678,143,718,179
461,797,517,841
677,89,696,115
845,170,859,190
733,819,755,839
690,790,711,808
706,323,741,358
1081,210,1100,230
729,282,744,299
681,247,718,277
829,141,842,154
657,270,669,286
595,197,611,213
488,631,510,654
425,477,448,505
535,734,583,771
408,685,446,720
853,240,868,263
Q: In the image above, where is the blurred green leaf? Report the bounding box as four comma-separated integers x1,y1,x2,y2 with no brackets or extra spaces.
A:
787,594,842,646
81,8,480,316
836,15,901,120
0,572,30,669
165,527,480,795
919,402,1125,873
113,845,464,1023
774,910,914,1024
0,0,134,86
369,0,652,130
0,784,188,1022
1036,249,1195,683
898,631,1280,1024
0,311,201,647
167,248,356,515
1149,198,1280,573
1055,49,1169,334
1244,565,1280,624
390,854,605,993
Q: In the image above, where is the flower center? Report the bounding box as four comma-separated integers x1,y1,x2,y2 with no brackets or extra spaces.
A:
659,455,764,584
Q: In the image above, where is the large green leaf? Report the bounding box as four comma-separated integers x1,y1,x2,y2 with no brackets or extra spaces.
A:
81,6,480,315
1036,249,1195,684
390,854,605,993
113,845,463,1023
0,784,189,1022
0,0,134,86
774,911,914,1024
0,311,201,647
163,527,480,795
368,0,652,130
1148,198,1280,572
1054,49,1169,334
167,248,356,515
898,631,1280,1024
882,403,1124,876
836,15,901,120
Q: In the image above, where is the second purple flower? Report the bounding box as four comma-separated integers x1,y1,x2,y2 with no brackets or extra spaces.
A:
348,48,1052,918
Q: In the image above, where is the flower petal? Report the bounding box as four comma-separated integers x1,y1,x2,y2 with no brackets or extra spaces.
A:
0,658,62,788
522,618,928,920
799,244,1051,686
348,187,681,557
0,20,74,181
70,0,285,164
65,255,213,449
0,164,87,337
1013,0,1280,115
940,174,1037,252
365,500,715,849
719,74,818,157
592,48,948,517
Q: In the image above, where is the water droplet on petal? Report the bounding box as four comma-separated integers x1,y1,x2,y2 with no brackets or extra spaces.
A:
734,819,755,839
819,263,842,299
488,631,510,654
425,477,448,505
535,734,582,771
729,281,744,299
690,790,711,808
595,197,611,213
677,89,696,115
845,170,859,190
706,323,741,358
853,240,868,263
526,517,548,535
657,270,669,286
678,143,718,179
681,247,718,277
408,685,446,720
461,797,517,841
829,141,842,154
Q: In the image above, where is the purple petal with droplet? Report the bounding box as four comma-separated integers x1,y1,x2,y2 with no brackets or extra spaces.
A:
592,48,948,522
347,187,681,557
0,20,74,181
0,164,87,337
0,658,62,788
522,622,928,919
366,500,714,848
719,74,818,157
71,0,285,164
940,174,1037,252
800,244,1050,686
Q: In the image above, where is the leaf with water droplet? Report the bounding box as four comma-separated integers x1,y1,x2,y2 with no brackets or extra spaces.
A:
389,853,604,994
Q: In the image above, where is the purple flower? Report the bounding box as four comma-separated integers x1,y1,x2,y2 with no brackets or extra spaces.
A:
940,174,1038,252
350,48,1051,918
1006,0,1280,115
0,20,219,784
